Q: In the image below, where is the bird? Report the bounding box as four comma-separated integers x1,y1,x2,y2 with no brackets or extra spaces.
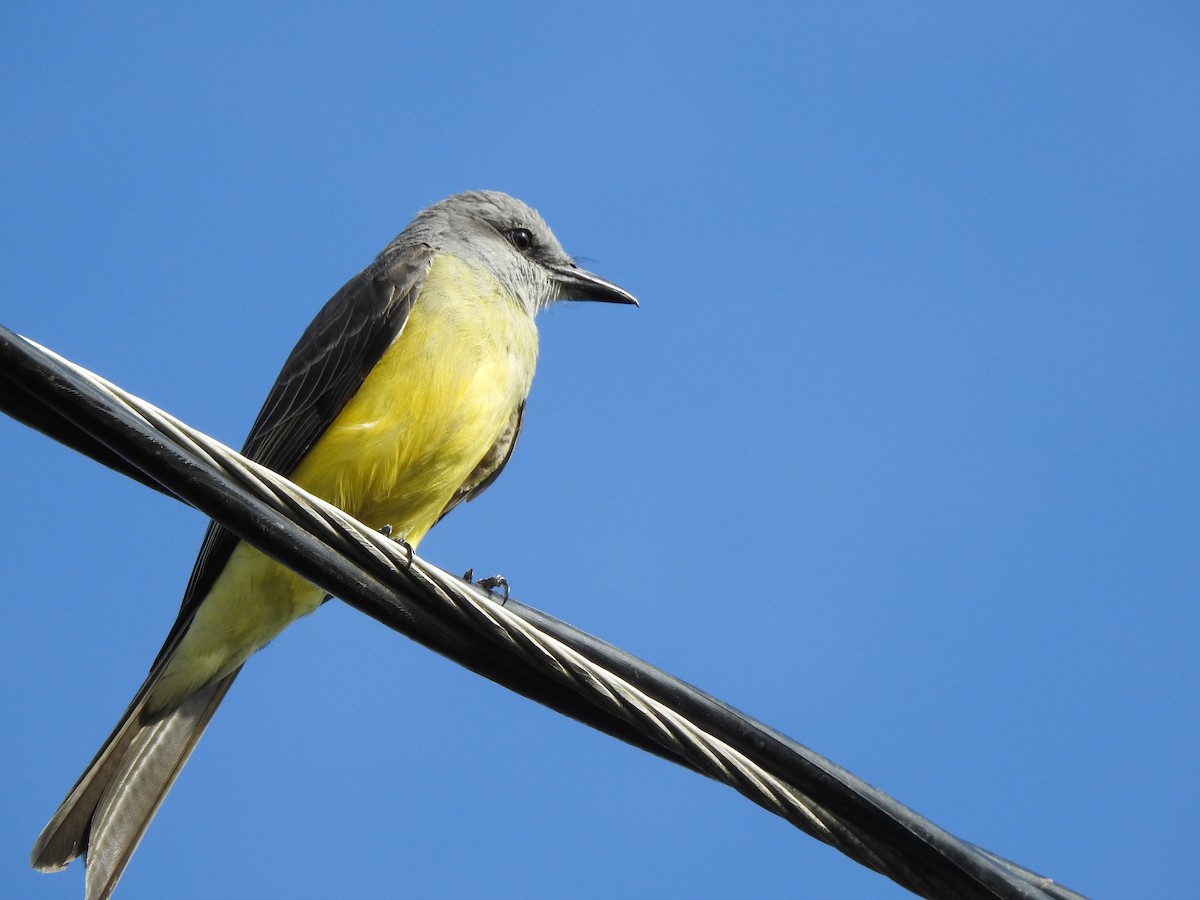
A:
30,190,637,899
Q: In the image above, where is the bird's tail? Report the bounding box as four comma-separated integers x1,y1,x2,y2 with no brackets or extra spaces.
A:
31,669,239,900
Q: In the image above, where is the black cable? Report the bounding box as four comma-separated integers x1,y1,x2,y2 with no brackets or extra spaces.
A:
0,324,1089,900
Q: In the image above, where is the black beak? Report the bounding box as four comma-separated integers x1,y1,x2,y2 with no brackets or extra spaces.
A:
553,263,639,306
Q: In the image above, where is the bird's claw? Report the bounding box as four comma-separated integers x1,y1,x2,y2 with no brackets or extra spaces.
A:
379,524,413,568
478,574,509,601
462,569,510,602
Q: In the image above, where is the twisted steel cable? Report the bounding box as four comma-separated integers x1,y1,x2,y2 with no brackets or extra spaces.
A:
0,325,1087,900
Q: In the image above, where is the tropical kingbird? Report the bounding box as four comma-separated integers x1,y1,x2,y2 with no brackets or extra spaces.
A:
31,190,637,899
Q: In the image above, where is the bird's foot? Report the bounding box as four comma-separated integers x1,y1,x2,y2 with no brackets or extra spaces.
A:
462,569,510,603
379,524,413,568
478,575,509,600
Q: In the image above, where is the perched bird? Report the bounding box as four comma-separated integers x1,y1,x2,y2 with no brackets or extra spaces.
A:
31,190,637,899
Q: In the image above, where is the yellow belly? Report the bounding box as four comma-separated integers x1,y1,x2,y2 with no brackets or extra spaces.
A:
150,253,538,710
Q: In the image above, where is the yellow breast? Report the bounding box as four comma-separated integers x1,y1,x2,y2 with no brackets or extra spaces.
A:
151,253,539,711
291,252,539,542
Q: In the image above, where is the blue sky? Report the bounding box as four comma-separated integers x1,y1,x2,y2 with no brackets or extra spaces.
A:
2,3,1197,898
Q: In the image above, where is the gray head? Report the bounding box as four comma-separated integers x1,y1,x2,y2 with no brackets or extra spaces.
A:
387,191,637,315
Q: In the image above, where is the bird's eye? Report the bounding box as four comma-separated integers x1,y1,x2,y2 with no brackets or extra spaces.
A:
506,228,535,253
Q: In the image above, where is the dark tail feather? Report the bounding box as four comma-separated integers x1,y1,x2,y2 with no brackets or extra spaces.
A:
32,670,239,900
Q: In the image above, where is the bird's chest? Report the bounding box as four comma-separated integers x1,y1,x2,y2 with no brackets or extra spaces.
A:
290,255,539,533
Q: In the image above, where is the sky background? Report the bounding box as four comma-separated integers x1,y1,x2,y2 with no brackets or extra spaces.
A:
2,3,1197,898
